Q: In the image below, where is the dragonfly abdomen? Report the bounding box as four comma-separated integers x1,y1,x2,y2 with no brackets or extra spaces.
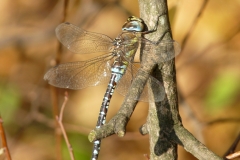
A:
110,58,128,82
92,74,117,160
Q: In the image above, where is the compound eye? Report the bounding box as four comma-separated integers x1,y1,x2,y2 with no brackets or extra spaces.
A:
122,20,144,32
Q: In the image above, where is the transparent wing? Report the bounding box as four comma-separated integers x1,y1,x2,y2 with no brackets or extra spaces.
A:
116,63,165,102
140,38,181,62
56,22,114,54
44,54,114,89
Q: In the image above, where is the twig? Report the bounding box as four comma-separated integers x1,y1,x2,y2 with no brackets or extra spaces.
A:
58,92,68,122
0,117,12,160
224,133,240,159
226,151,240,159
50,86,62,160
56,92,75,160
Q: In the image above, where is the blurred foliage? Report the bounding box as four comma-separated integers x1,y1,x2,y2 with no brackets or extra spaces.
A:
0,81,20,126
205,72,240,113
62,133,91,160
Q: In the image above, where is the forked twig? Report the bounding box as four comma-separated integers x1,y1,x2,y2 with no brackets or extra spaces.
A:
0,117,12,160
56,92,75,160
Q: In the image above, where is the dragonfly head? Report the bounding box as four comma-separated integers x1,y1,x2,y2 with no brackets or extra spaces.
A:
122,16,145,32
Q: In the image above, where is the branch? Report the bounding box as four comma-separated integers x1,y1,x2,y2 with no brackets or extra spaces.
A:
172,125,222,160
138,1,179,159
138,0,222,159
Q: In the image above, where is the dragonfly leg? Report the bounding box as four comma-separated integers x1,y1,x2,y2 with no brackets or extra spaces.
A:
140,12,167,34
140,13,174,44
141,29,172,45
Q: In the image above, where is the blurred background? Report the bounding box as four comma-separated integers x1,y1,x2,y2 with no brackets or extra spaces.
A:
0,0,239,159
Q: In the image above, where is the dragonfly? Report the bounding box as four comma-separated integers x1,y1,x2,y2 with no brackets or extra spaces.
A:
44,16,181,160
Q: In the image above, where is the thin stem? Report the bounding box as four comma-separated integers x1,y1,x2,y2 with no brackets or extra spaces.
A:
0,117,12,160
224,133,240,159
57,92,75,160
226,151,240,159
50,86,62,160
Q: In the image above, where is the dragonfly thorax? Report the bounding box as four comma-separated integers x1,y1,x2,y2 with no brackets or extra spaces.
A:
113,35,138,59
122,16,144,32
